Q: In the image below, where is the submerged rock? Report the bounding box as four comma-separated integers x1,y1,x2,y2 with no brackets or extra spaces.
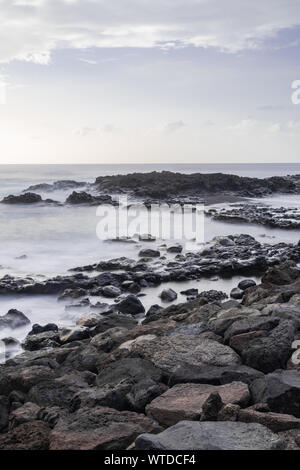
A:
0,309,30,330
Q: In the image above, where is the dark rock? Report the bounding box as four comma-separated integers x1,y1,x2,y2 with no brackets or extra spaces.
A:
138,249,160,258
23,331,60,351
200,392,224,421
102,285,122,298
9,402,41,429
0,395,9,431
159,288,177,302
116,295,145,315
250,370,300,417
230,287,244,300
1,193,42,204
238,279,257,290
135,420,284,450
0,421,50,450
28,323,58,336
59,326,90,344
49,406,161,450
167,245,183,253
146,305,163,317
0,309,30,330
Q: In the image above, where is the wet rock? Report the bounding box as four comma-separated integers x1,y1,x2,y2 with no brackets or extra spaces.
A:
146,304,163,317
139,234,156,242
135,421,284,450
180,288,198,296
23,330,60,351
0,421,51,450
59,326,90,344
146,381,249,426
1,192,42,204
28,323,58,336
92,313,138,335
167,245,183,253
230,287,244,300
250,370,300,417
49,406,161,450
116,295,145,315
0,309,30,330
102,285,122,298
76,312,103,327
58,288,86,300
65,191,116,205
138,249,160,258
159,288,177,302
238,279,256,290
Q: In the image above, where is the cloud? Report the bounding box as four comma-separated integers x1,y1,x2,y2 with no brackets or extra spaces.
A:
162,120,187,133
1,1,300,64
226,118,282,134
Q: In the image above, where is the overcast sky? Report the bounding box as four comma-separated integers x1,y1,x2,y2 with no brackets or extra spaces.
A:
1,0,300,163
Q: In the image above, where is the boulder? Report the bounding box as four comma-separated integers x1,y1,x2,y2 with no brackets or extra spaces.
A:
90,327,128,352
102,285,122,298
9,402,41,429
230,288,244,300
146,304,163,317
159,288,177,302
238,279,256,291
1,193,42,204
0,309,30,330
146,382,250,426
116,295,145,315
49,406,161,450
238,408,300,432
131,335,241,378
135,421,284,450
224,316,279,343
168,363,263,387
138,249,160,258
242,320,296,373
59,326,90,344
23,330,60,351
250,370,300,417
92,313,138,334
0,395,9,431
76,312,103,327
167,245,183,253
0,421,50,450
28,323,58,336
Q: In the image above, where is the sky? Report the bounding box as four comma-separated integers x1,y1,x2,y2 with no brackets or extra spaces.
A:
1,0,300,164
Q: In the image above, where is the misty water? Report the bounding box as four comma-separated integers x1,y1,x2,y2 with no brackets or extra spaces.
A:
0,163,299,352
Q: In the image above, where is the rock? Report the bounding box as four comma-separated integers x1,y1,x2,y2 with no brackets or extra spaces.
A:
250,370,300,417
1,193,42,204
167,245,183,253
238,408,300,432
230,287,244,300
135,421,284,450
238,279,256,290
159,288,177,302
180,288,198,296
92,313,138,334
9,402,41,429
200,392,224,421
229,331,267,354
0,365,55,395
218,403,240,421
0,395,9,431
138,248,160,258
76,312,103,327
168,364,263,387
145,382,249,427
224,316,279,343
28,373,91,408
102,285,122,298
0,421,50,450
49,406,161,450
58,288,86,300
242,320,296,373
90,327,128,352
146,304,163,317
116,295,145,315
59,326,90,344
23,330,60,351
0,309,30,330
217,236,235,247
28,323,58,336
139,234,156,242
131,335,241,378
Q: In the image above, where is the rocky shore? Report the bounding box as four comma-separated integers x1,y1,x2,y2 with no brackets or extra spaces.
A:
0,257,300,450
1,170,300,450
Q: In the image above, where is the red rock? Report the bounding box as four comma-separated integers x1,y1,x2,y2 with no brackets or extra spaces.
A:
0,421,50,450
146,381,250,427
229,330,266,354
238,408,300,432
